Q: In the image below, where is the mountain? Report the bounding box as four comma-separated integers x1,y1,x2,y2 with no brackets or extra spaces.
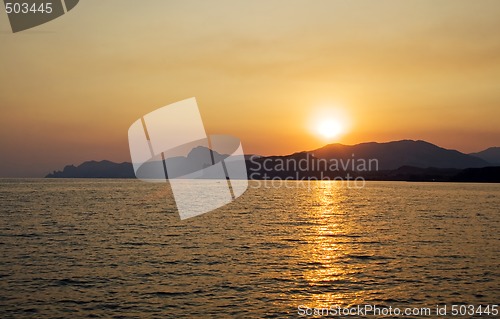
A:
47,148,230,179
451,166,500,183
310,140,489,170
46,160,134,178
469,147,500,165
369,165,461,182
135,146,230,179
46,140,498,181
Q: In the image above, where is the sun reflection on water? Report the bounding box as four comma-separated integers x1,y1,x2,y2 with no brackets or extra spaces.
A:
299,181,366,308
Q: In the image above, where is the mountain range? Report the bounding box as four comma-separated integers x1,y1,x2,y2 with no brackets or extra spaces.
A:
46,140,500,182
469,147,500,165
310,140,490,169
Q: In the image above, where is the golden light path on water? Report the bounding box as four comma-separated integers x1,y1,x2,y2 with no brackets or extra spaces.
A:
299,182,363,308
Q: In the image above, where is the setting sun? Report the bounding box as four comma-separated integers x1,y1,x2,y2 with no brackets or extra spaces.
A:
316,119,343,140
308,105,350,142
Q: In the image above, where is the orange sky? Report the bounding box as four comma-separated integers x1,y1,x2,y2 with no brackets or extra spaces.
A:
1,0,500,177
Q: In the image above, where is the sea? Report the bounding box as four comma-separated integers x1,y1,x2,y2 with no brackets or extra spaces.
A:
0,179,499,318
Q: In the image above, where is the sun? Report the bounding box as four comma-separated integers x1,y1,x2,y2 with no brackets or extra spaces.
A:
316,119,343,140
308,104,351,142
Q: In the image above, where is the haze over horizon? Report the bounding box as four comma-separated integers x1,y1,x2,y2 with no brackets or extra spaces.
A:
1,0,500,177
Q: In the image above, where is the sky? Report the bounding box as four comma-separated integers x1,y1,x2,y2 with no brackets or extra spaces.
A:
1,0,500,177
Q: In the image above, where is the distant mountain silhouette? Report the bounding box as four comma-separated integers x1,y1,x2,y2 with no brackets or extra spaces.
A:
469,147,500,165
47,147,230,179
46,160,134,178
450,166,500,183
135,146,230,179
368,165,461,182
310,140,488,170
46,140,499,182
